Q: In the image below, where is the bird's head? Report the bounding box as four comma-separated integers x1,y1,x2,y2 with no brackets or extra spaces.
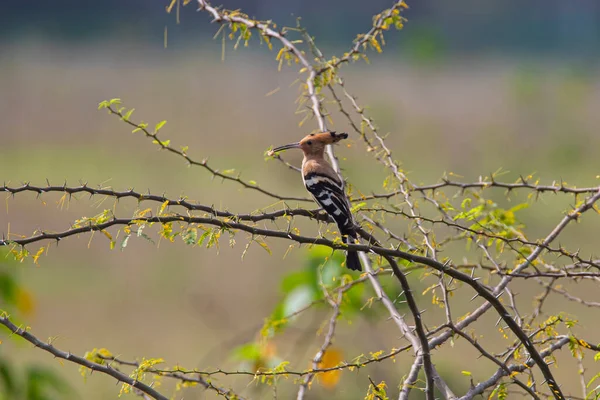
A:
269,131,349,157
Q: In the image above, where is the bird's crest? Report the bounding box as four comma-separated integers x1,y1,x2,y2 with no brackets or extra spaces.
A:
300,131,348,146
269,131,349,155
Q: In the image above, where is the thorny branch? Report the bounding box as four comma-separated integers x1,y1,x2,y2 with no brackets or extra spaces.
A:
103,105,310,203
193,1,438,397
97,353,246,399
324,49,599,397
460,336,580,400
439,278,540,399
327,77,444,399
4,132,600,400
329,65,563,399
195,0,346,179
5,186,599,399
296,290,343,400
363,205,600,270
315,0,408,76
0,314,168,400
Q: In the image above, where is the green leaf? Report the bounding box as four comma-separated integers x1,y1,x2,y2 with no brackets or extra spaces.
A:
198,230,212,247
256,239,272,255
0,273,18,307
263,302,287,334
122,108,135,121
283,286,316,318
280,270,312,294
350,202,367,213
152,139,171,147
137,232,155,245
340,283,365,315
154,120,167,132
509,203,529,213
232,343,261,362
183,228,197,245
461,198,472,210
120,234,130,251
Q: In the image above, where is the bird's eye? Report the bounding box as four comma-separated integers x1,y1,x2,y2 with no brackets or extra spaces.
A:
306,140,312,145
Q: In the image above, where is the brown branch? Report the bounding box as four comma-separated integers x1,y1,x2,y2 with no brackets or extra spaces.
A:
356,237,437,399
2,202,593,399
439,279,539,399
364,205,600,270
334,78,438,259
195,0,344,177
414,178,600,196
537,279,600,308
315,1,408,76
192,5,444,396
105,331,600,383
354,178,600,203
296,290,343,399
0,183,327,223
459,335,599,400
99,355,244,399
427,189,600,360
105,344,413,380
327,73,574,398
105,105,311,203
0,314,168,400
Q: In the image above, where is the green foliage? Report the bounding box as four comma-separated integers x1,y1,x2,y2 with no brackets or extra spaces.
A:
22,367,73,400
263,247,357,336
365,379,389,400
0,248,34,319
454,196,528,239
0,359,17,399
80,348,113,378
0,360,73,400
230,245,412,385
589,370,600,400
489,382,508,400
120,358,165,396
97,98,122,110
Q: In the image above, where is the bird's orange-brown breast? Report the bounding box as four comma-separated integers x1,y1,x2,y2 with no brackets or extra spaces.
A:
302,158,340,185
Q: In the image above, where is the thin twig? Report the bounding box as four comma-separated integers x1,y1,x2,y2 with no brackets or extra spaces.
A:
0,314,168,400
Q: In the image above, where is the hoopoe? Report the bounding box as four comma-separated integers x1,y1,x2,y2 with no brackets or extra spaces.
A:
270,131,362,271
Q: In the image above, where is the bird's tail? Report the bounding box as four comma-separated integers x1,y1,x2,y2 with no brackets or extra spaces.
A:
342,230,362,271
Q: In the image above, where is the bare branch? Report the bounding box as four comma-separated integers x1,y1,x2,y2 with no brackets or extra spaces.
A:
316,1,408,76
104,105,311,202
0,314,168,400
458,335,597,400
4,190,597,400
296,290,343,399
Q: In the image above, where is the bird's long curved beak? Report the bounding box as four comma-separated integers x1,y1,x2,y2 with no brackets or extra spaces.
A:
270,142,301,153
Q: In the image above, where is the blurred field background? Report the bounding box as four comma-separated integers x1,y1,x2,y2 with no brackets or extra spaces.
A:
1,0,600,399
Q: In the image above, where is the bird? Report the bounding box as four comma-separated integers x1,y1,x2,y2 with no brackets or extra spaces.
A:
269,131,362,271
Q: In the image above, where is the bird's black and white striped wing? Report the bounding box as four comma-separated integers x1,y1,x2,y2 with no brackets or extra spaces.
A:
303,172,354,232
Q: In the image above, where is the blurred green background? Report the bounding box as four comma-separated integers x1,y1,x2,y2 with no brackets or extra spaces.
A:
1,1,600,399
